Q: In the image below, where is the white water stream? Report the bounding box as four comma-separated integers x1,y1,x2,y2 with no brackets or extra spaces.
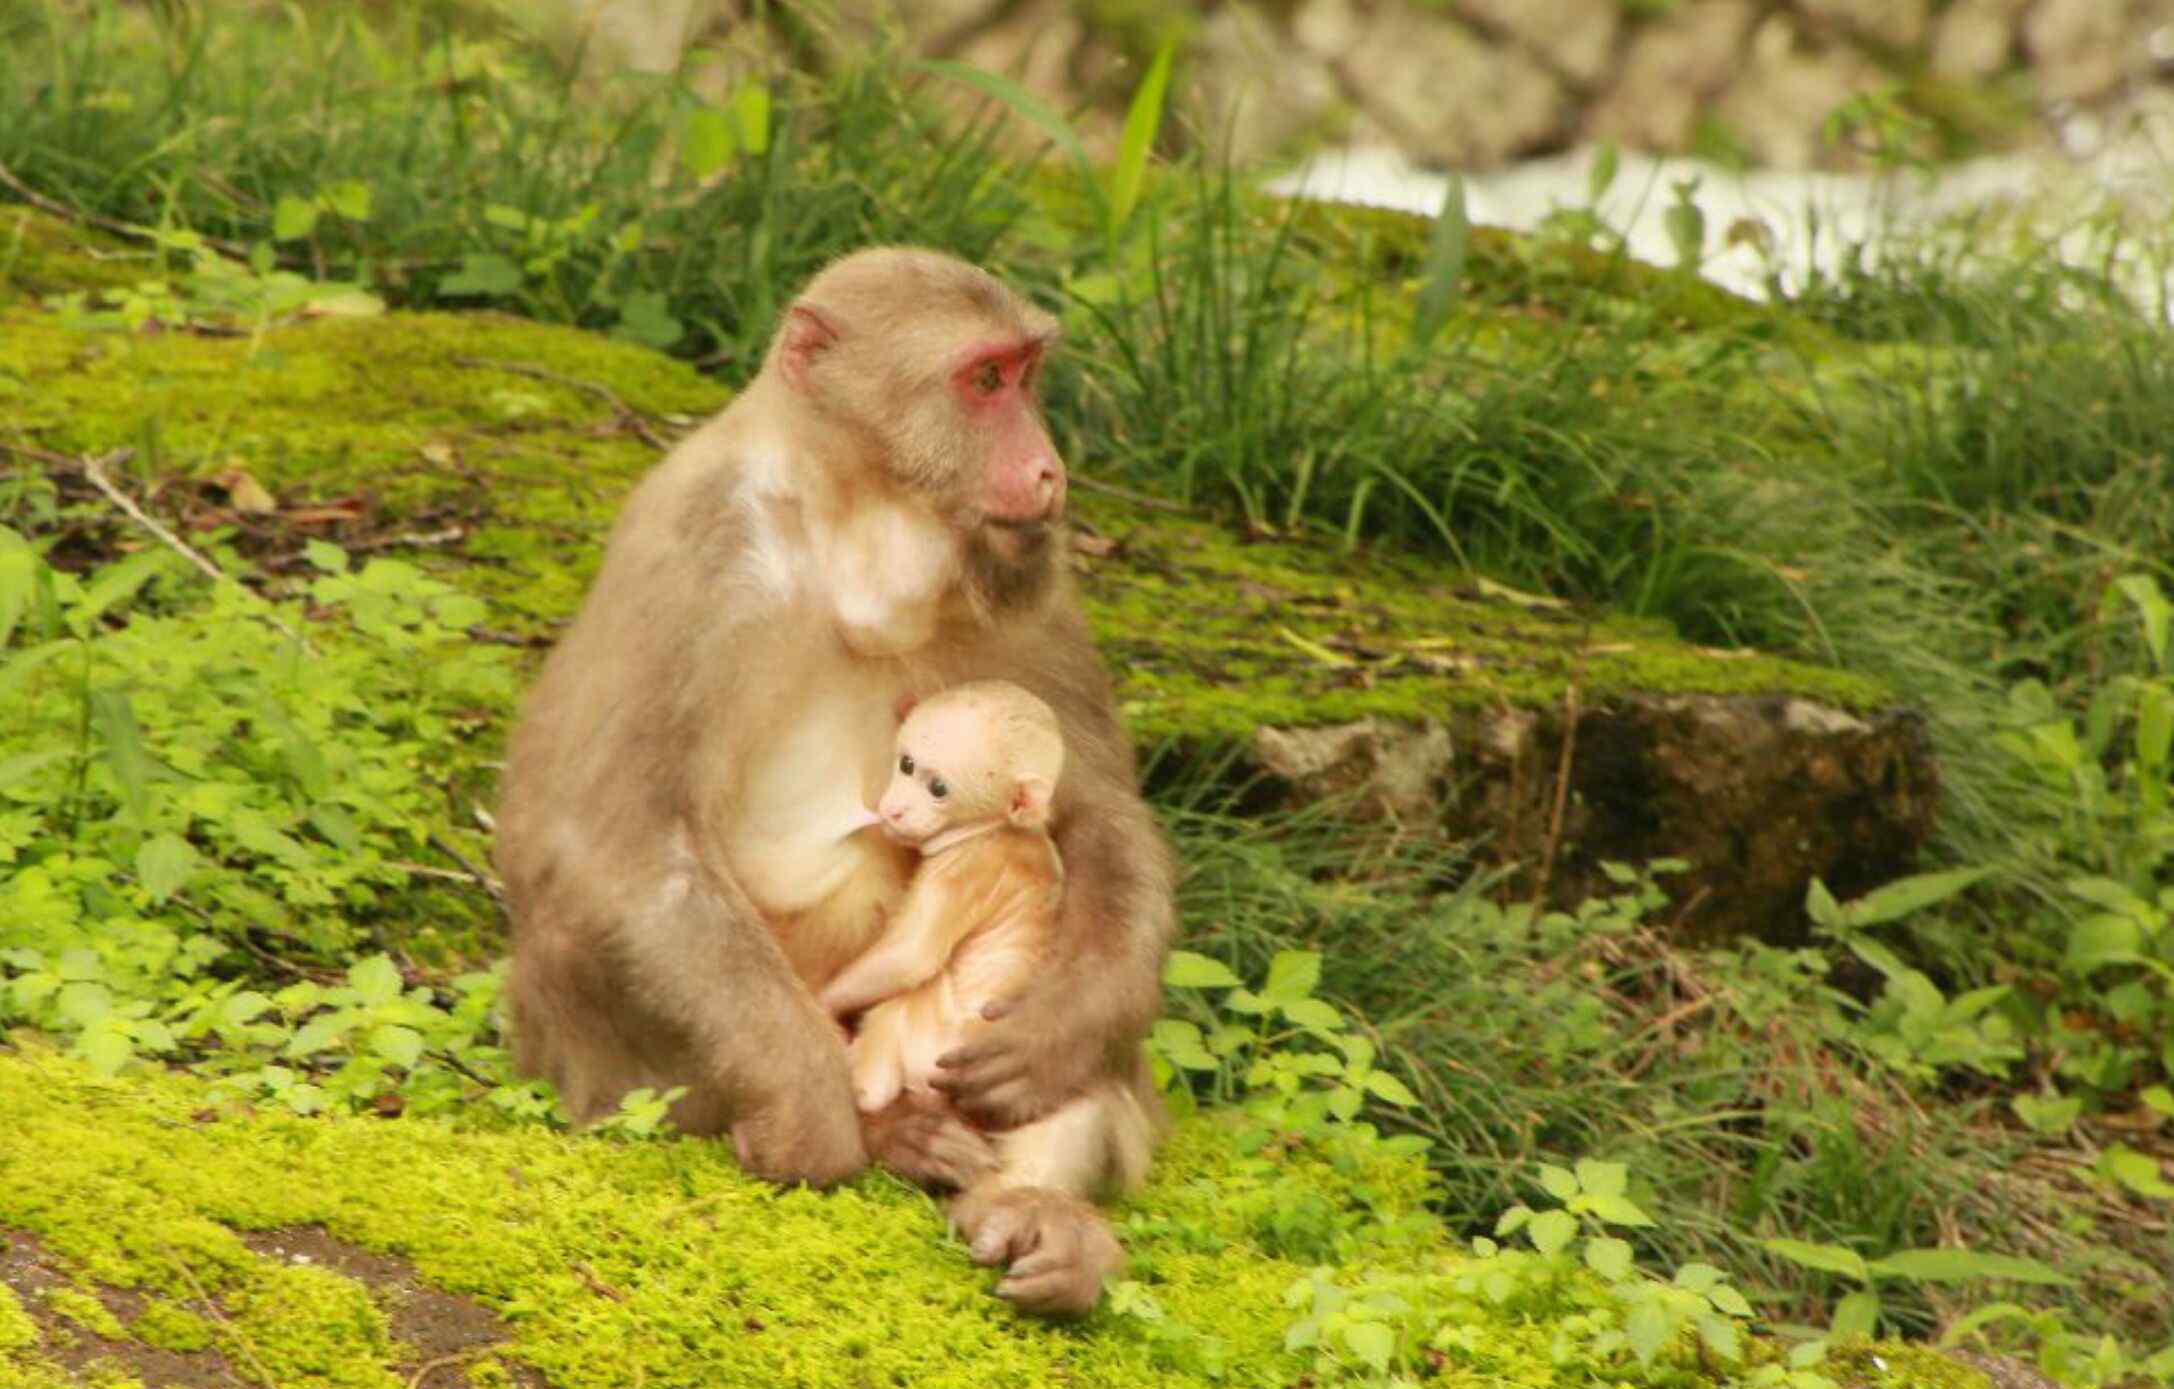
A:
1275,126,2174,306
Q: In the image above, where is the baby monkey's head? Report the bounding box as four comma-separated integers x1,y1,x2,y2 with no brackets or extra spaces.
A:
877,681,1064,849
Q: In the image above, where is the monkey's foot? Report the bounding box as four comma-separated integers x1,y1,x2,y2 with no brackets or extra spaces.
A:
862,1093,999,1191
950,1185,1123,1318
729,1100,868,1190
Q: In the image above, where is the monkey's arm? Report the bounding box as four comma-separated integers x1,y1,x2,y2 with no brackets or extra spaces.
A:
819,877,974,1018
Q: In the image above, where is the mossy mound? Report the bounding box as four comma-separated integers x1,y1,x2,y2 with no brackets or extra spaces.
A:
0,1052,1983,1389
0,208,1882,727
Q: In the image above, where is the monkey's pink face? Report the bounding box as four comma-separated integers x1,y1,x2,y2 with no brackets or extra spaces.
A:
952,340,1066,528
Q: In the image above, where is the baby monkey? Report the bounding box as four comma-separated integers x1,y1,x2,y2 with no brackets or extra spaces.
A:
823,681,1067,1115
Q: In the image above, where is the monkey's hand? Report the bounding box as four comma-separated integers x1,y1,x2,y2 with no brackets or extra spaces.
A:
931,991,1100,1129
862,1092,999,1192
952,1185,1123,1319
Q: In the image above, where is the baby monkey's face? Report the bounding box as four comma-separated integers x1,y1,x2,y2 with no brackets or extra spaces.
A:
876,703,1007,846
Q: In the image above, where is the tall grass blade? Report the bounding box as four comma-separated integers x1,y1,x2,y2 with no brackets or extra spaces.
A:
1108,38,1174,240
918,59,1097,208
1410,174,1467,352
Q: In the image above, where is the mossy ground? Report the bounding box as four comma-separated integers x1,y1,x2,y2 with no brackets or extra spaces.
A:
0,208,1886,739
0,1052,1983,1389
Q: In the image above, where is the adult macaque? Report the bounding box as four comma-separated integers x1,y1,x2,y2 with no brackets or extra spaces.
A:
496,248,1175,1316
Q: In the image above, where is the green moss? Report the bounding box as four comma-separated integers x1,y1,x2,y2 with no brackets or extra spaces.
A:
0,205,1891,760
0,208,148,303
0,1052,1421,1388
125,1300,214,1354
0,1288,35,1353
1077,494,1891,744
39,1288,123,1342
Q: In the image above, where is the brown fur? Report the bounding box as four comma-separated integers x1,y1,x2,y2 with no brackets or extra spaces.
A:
496,247,1174,1316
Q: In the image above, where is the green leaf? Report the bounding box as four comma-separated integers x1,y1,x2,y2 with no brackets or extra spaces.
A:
732,83,771,156
1708,1285,1754,1319
77,1026,134,1075
1867,1248,2075,1286
682,106,736,178
371,1024,425,1069
0,750,66,790
613,291,682,351
1364,1069,1419,1106
1262,950,1321,1002
309,804,362,855
1278,998,1342,1031
439,253,523,297
273,194,320,241
1107,38,1174,236
2011,1092,2082,1135
1342,1321,1395,1374
0,541,35,649
1584,1236,1634,1281
1842,867,1990,927
1763,1239,1869,1282
1527,1209,1576,1256
1697,1312,1742,1362
1410,174,1468,352
322,179,372,221
285,1013,353,1058
1663,177,1705,270
1623,1301,1671,1365
134,833,200,903
1575,1159,1629,1198
1831,1290,1881,1339
1582,1192,1656,1227
2137,684,2172,772
303,540,350,573
2141,1085,2174,1117
1673,1262,1725,1293
2100,1145,2174,1200
2113,574,2171,668
348,955,404,1006
1494,1205,1532,1237
87,687,158,824
1163,951,1242,989
1536,1164,1579,1202
56,981,114,1027
79,548,176,625
1805,878,1841,929
1586,140,1620,204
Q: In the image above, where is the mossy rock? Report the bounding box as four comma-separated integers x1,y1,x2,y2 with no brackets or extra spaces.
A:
0,1050,1989,1389
1,205,1934,935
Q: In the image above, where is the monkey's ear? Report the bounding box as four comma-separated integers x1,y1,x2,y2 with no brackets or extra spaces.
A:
1009,775,1053,829
892,692,919,724
780,304,842,391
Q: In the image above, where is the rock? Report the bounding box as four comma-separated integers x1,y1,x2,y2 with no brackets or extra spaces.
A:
1314,2,1571,166
2022,0,2133,102
1198,3,1347,164
1716,24,1885,168
1930,0,2028,78
1253,695,1938,942
1792,0,1930,51
1453,0,1623,87
1586,0,1759,150
1253,719,1454,823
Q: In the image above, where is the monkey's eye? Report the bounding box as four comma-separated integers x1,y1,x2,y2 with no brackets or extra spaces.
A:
972,361,1003,395
899,754,914,775
929,777,949,800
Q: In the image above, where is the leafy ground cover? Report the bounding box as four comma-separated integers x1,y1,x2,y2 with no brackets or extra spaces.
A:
2,3,2173,1386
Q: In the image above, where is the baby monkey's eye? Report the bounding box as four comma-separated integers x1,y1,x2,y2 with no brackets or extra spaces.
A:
929,778,949,799
899,754,914,775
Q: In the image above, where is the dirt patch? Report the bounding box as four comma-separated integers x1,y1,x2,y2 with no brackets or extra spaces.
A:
1,1228,238,1389
1,1224,545,1389
241,1227,546,1388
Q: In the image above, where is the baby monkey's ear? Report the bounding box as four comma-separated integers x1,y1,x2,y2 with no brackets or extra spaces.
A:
892,692,920,724
1009,774,1054,829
